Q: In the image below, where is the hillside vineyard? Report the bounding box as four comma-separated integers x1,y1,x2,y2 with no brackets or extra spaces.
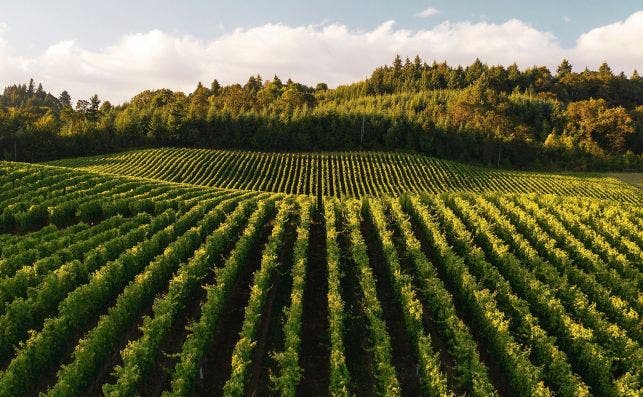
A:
47,148,642,202
0,151,641,396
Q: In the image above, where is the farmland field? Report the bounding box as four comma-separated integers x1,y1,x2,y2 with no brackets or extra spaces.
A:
0,149,641,396
47,148,642,201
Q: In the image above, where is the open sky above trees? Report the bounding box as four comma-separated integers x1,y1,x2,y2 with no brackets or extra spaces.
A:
0,1,641,104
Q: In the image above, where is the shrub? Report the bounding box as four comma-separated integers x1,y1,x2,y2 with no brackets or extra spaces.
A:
77,200,103,224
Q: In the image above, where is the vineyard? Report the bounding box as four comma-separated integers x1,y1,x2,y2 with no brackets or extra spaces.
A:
0,150,641,396
46,148,642,202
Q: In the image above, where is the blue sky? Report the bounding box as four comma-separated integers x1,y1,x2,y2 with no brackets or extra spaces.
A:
2,0,640,53
0,1,641,103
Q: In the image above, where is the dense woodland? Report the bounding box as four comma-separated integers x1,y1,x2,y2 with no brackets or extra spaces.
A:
1,56,642,170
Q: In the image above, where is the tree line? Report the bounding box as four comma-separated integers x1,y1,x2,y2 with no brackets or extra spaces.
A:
1,56,642,171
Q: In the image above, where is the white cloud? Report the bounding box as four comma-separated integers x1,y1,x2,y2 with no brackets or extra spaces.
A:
415,7,440,18
572,11,643,72
0,12,641,104
562,16,571,23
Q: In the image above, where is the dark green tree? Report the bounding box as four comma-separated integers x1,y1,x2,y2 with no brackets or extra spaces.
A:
75,99,89,113
210,79,221,96
556,59,573,77
598,62,613,80
59,91,72,107
27,78,35,96
87,94,101,122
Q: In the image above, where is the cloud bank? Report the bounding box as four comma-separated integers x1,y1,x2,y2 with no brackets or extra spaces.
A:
1,11,642,104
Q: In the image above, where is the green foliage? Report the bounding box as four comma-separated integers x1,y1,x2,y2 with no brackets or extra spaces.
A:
165,198,278,397
0,157,640,396
341,199,401,396
566,99,635,153
387,197,497,396
271,197,315,396
1,57,642,169
363,199,450,396
17,203,48,230
50,195,252,396
47,148,643,202
323,199,352,396
76,200,103,223
403,195,553,396
48,201,77,227
101,195,259,396
222,199,294,395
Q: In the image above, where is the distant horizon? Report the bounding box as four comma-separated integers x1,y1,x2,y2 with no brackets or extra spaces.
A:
1,1,641,104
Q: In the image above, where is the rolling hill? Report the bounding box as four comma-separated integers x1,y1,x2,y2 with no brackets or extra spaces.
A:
47,148,642,202
0,151,640,396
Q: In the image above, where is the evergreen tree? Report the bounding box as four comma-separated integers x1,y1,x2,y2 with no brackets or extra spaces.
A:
272,75,283,89
36,83,44,98
86,94,101,122
556,59,573,77
507,63,521,89
413,54,422,76
210,79,221,96
393,54,403,76
27,78,35,96
244,75,262,93
58,91,71,107
598,62,613,79
75,99,89,113
465,58,487,85
189,82,210,119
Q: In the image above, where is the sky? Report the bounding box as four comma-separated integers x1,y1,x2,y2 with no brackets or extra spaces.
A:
0,0,642,104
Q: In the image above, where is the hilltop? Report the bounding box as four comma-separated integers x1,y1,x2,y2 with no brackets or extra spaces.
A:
46,148,642,203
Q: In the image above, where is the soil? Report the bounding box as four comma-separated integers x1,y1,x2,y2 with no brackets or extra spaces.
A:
296,206,330,395
139,207,260,396
246,212,298,396
336,210,377,396
360,213,423,396
193,219,275,395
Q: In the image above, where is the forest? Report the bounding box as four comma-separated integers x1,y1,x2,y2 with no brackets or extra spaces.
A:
1,56,642,171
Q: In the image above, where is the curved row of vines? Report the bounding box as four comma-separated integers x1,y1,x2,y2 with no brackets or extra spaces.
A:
0,160,640,395
46,148,642,202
